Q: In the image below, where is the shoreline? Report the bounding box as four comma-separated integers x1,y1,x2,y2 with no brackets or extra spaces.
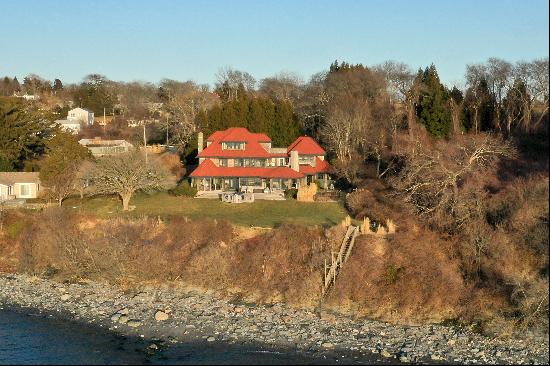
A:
1,273,548,365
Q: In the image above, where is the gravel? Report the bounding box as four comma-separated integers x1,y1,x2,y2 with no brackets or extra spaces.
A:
0,273,548,365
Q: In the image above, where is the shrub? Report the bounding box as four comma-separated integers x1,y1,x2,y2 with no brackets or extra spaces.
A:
6,221,24,239
384,264,403,285
168,181,197,197
284,188,298,200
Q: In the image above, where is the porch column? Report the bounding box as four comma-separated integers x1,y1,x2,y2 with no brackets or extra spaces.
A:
324,173,328,189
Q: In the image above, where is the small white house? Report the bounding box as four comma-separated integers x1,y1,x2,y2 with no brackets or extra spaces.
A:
0,172,41,200
54,119,81,134
67,107,94,126
79,138,134,156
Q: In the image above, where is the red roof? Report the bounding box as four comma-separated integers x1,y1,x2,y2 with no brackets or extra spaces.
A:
287,136,325,155
299,157,330,175
190,159,304,179
207,127,271,142
200,127,273,158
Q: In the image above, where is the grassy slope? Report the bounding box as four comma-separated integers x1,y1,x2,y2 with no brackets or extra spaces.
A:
62,191,347,228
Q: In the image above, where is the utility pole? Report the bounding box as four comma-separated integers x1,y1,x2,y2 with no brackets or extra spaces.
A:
103,107,106,134
143,122,148,165
166,114,169,146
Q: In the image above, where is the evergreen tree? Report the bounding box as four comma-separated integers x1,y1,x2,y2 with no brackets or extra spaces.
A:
12,77,20,92
0,97,57,169
52,78,63,93
415,65,452,137
39,132,93,205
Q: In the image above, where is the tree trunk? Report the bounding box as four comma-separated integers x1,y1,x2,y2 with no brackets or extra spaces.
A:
58,197,63,207
121,192,132,211
407,101,415,140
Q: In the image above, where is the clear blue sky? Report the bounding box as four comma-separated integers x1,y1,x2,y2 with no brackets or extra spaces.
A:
1,0,548,87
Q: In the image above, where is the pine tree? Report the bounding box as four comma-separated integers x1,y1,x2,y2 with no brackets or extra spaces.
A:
416,65,452,138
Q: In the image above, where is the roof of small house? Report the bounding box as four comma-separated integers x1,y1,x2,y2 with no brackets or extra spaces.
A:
0,172,40,186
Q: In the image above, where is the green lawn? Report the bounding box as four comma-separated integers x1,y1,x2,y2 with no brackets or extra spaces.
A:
63,192,347,228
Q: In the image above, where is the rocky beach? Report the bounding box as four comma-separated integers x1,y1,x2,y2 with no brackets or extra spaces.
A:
0,273,548,365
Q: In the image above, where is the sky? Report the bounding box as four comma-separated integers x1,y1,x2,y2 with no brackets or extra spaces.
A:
1,0,548,88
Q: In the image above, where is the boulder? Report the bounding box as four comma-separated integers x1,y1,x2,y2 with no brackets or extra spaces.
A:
155,310,170,321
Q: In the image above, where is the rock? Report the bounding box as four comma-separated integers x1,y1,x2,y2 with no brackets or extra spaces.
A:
399,356,409,363
148,344,159,350
118,308,129,315
431,354,444,361
111,314,121,322
155,310,169,321
127,320,141,328
60,294,71,301
322,343,334,348
118,315,129,324
381,349,392,358
207,336,216,342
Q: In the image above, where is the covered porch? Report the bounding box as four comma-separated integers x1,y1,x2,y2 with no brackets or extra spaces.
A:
191,176,308,193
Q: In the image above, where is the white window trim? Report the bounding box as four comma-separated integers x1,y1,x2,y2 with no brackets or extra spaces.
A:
18,183,33,198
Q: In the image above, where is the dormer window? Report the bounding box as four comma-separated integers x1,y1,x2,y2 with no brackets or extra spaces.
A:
222,142,245,150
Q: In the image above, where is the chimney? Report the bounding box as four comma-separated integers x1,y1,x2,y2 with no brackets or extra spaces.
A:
197,132,204,153
290,150,299,172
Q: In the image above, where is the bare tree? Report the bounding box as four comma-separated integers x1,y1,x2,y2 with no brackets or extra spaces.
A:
322,96,370,162
89,152,169,211
514,58,549,132
215,67,256,101
378,61,423,139
259,72,303,105
391,134,516,230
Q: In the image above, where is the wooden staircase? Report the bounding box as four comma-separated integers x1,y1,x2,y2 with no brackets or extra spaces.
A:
322,225,359,297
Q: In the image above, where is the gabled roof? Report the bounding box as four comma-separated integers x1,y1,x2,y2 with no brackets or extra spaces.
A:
299,157,330,175
287,136,325,155
0,172,40,186
207,127,271,143
190,159,304,179
200,127,272,158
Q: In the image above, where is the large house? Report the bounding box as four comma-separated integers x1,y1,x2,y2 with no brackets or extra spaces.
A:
190,127,330,192
55,107,95,134
0,172,41,200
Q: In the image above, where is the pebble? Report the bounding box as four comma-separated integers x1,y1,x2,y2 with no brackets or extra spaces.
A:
1,273,548,365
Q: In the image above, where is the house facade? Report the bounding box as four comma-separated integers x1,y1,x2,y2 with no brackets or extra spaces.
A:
190,127,330,192
0,172,41,200
68,107,94,126
54,107,95,134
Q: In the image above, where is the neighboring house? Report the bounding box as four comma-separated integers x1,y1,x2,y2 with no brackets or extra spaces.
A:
54,119,81,134
79,138,134,157
67,107,94,126
54,107,94,134
0,172,41,200
190,127,330,192
13,93,40,101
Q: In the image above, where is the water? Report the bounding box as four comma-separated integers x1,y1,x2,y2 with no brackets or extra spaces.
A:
0,309,380,365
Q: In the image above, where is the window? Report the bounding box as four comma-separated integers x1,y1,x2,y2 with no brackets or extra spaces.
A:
235,159,244,167
222,142,245,150
278,158,286,166
19,184,31,197
299,156,314,164
219,158,228,167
